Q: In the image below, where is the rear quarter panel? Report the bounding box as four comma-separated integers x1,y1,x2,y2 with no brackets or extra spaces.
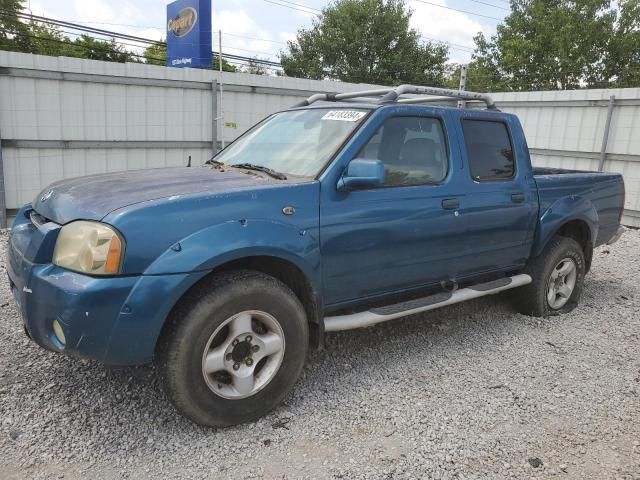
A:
533,171,624,254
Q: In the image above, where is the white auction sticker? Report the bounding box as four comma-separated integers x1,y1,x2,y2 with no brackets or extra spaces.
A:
321,110,367,122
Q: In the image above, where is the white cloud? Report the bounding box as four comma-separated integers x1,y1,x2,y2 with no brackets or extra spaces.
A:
278,31,296,44
408,0,488,63
214,9,281,61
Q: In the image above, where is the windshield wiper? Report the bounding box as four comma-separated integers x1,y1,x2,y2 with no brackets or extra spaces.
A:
204,158,225,169
231,163,288,180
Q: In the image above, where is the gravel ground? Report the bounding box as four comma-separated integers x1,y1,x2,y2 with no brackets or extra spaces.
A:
1,228,639,480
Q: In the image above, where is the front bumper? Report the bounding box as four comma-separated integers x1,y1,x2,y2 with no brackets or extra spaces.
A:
7,206,208,365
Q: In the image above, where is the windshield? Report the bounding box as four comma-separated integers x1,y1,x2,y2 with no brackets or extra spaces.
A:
214,108,369,177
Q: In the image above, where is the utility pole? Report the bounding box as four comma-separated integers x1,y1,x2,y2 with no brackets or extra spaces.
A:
218,29,225,149
457,64,468,109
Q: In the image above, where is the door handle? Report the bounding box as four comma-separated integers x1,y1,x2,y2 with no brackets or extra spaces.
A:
441,198,460,210
511,193,525,203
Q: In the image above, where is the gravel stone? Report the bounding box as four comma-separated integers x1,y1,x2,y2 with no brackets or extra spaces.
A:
1,228,640,479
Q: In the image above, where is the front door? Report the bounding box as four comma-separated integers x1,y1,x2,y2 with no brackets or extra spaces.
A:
320,110,467,307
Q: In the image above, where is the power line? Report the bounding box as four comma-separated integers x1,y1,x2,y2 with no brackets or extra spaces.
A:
223,44,280,59
223,32,289,46
269,0,321,12
412,0,503,21
421,35,475,52
261,0,504,21
0,10,283,68
3,8,488,68
63,20,164,31
466,0,510,11
49,26,159,53
3,26,282,70
0,27,163,62
8,10,161,45
262,0,317,15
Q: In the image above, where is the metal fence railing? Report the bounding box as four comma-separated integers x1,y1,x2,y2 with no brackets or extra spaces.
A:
1,51,638,227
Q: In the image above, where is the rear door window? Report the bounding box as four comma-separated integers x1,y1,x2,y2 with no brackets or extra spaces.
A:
461,119,514,181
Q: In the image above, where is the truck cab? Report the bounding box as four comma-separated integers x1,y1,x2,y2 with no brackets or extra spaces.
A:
317,103,538,305
7,85,625,427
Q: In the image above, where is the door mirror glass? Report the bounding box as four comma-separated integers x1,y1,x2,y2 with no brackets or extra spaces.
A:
337,159,385,191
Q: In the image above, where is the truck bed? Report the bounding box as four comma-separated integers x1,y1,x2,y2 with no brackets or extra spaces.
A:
533,167,625,247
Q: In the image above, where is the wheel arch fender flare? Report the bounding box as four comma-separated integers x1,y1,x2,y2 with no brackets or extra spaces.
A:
143,219,322,291
532,195,599,258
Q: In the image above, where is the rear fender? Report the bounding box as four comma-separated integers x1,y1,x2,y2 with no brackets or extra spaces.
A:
532,195,598,257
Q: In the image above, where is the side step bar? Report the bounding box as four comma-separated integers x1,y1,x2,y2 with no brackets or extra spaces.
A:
324,274,532,332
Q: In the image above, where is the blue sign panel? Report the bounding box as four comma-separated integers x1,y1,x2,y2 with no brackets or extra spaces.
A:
166,0,212,68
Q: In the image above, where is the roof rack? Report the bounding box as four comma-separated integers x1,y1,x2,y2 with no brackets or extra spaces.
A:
292,84,498,110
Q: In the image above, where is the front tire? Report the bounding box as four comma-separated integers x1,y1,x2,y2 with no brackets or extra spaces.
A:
514,236,586,317
157,270,308,427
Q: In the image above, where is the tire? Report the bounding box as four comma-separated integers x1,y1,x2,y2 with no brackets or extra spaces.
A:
514,236,586,317
156,270,308,427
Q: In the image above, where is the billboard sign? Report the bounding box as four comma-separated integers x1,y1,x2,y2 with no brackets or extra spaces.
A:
166,0,212,68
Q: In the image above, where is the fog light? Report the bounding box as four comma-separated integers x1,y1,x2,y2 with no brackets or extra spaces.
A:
52,320,66,346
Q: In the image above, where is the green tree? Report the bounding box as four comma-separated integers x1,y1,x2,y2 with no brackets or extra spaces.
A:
68,36,134,62
280,0,449,85
243,57,269,75
212,54,237,72
608,0,640,87
0,0,31,52
444,61,509,93
22,22,136,63
143,41,166,65
26,22,70,56
473,0,617,91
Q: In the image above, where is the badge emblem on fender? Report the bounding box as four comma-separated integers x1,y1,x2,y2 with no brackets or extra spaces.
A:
40,190,53,202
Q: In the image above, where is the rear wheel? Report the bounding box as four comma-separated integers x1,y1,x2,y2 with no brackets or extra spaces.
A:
514,236,586,317
157,270,308,427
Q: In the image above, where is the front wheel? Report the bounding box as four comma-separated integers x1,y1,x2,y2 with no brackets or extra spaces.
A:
156,270,308,427
514,236,586,317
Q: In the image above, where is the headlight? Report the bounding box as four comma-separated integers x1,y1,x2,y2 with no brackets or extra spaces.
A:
53,221,125,275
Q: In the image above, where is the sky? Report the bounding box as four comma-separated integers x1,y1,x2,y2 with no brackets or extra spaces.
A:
25,0,510,67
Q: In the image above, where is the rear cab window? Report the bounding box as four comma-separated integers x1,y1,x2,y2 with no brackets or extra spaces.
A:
461,119,515,181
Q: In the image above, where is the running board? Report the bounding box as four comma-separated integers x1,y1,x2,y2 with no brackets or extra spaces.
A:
324,274,532,332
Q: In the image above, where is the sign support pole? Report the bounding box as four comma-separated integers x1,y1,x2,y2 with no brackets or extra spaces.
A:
211,79,218,155
218,29,225,149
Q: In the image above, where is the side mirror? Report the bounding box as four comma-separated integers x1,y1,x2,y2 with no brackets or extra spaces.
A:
337,159,385,191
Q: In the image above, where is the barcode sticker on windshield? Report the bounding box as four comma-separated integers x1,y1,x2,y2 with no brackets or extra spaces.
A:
322,110,366,122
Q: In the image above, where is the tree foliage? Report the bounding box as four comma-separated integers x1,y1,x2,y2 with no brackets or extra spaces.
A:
472,0,639,91
443,61,509,93
608,0,640,87
280,0,449,85
143,42,166,66
1,0,137,62
211,54,238,72
0,0,31,52
242,57,269,75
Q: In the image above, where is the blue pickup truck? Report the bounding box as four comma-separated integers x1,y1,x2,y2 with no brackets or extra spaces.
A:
8,85,625,427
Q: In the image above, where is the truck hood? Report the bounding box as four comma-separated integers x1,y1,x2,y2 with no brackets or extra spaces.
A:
32,167,283,225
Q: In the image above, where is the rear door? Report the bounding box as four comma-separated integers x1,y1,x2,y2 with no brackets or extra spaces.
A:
454,113,538,277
